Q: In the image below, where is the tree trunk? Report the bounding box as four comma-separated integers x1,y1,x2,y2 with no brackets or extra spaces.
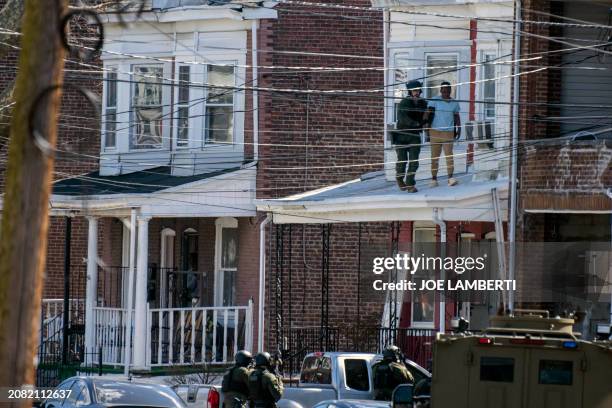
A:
0,0,67,399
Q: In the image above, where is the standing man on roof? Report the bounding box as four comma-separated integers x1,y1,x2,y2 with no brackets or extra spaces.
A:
424,81,461,187
393,80,428,193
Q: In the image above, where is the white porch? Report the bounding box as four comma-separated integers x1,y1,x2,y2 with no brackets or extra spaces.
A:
92,302,253,367
48,166,257,370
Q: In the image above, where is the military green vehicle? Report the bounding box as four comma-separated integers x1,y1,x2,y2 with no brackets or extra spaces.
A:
430,310,612,408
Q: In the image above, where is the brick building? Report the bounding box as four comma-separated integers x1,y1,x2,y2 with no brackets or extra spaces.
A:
515,0,612,339
22,0,392,372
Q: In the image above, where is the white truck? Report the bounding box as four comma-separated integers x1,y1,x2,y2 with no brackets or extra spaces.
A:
175,352,430,408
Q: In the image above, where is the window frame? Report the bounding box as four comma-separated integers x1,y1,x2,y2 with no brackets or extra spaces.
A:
411,226,437,329
423,52,460,100
175,64,192,149
204,63,237,146
480,51,497,120
388,45,469,149
102,67,118,150
129,63,171,151
214,217,239,307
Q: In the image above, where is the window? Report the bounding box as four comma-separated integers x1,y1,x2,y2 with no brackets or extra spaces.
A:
344,359,370,391
206,65,234,144
411,227,436,328
104,70,117,148
215,218,238,306
176,65,190,148
132,65,164,149
539,360,573,386
300,356,332,384
393,54,412,123
481,53,496,119
480,357,514,382
424,54,458,99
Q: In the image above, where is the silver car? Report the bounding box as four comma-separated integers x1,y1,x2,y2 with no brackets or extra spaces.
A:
41,377,186,408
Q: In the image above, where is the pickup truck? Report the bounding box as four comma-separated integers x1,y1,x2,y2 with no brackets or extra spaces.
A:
175,352,430,408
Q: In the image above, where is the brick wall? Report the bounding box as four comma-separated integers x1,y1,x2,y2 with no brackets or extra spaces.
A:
517,1,612,228
257,1,387,347
257,0,383,199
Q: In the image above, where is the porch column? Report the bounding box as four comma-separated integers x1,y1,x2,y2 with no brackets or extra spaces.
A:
84,216,98,356
133,215,150,369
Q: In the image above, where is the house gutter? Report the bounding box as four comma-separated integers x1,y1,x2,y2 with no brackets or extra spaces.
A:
607,188,612,329
508,0,522,314
252,20,259,163
433,208,446,333
258,213,272,352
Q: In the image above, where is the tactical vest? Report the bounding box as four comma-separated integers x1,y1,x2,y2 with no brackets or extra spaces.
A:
374,363,400,390
222,367,249,396
248,369,274,407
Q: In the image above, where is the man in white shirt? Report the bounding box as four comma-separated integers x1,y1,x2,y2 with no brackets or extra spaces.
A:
423,81,461,187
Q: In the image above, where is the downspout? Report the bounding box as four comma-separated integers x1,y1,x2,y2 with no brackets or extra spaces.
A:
258,213,272,352
124,208,137,377
252,20,259,163
508,0,522,314
383,10,390,173
433,208,446,333
607,188,612,330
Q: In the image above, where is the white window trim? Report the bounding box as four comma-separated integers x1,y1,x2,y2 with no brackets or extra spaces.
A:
174,65,193,150
214,217,238,306
204,61,238,147
411,226,436,329
389,46,470,146
102,67,118,151
129,62,173,151
479,51,497,121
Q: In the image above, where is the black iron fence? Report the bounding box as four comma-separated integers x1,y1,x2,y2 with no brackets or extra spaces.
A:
279,326,435,380
36,347,103,387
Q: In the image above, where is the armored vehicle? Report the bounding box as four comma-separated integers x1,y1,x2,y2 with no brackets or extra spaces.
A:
431,310,612,408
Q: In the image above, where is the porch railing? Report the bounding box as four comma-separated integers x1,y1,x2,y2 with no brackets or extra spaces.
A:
90,301,253,367
148,301,253,366
92,307,132,365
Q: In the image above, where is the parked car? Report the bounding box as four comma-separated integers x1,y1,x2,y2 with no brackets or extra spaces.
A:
312,400,390,408
278,352,429,408
41,377,186,408
174,352,430,408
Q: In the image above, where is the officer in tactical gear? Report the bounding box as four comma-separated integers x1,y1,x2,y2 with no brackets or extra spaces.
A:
222,350,254,408
372,345,414,401
248,352,284,408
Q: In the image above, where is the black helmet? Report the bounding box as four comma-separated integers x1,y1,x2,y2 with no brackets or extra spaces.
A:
235,350,253,367
382,345,400,362
255,352,272,367
406,80,422,92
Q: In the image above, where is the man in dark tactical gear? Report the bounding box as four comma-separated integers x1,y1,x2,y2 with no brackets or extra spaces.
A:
248,352,284,408
222,350,254,408
393,80,428,193
372,345,414,401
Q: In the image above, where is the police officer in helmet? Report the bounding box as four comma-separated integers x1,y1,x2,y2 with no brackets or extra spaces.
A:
222,350,254,408
248,352,284,408
372,345,414,401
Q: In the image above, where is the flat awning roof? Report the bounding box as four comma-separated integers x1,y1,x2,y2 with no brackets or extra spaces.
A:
48,166,257,218
256,171,509,224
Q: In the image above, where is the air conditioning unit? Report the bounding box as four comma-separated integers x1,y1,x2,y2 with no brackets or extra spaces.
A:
465,121,494,149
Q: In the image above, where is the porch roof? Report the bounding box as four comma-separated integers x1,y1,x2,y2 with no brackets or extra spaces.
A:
48,165,257,218
256,171,509,224
52,166,239,196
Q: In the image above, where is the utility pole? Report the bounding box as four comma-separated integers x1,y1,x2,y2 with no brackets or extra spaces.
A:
0,0,67,395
